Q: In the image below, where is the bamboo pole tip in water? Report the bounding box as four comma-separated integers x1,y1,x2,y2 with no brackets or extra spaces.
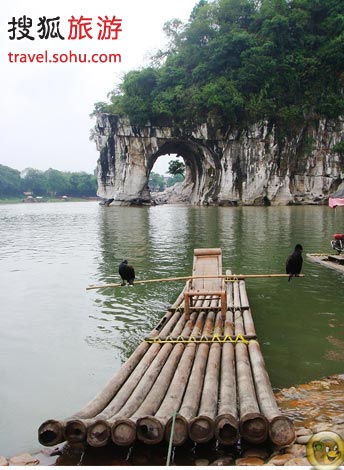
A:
136,416,164,445
38,419,64,447
111,419,136,447
87,420,111,447
239,413,269,444
214,414,239,446
269,416,295,446
165,414,188,446
188,415,215,444
64,419,87,444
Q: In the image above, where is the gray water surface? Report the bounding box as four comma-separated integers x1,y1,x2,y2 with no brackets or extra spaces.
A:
0,201,343,456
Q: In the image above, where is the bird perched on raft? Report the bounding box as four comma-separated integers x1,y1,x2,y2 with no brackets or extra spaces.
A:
119,260,135,286
286,244,303,281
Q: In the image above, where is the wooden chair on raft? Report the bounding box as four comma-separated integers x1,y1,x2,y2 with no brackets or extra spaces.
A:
184,248,227,320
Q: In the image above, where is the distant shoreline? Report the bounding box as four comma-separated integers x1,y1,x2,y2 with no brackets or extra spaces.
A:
0,197,100,204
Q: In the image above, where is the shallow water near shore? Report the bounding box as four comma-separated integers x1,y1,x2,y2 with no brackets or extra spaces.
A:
0,201,343,459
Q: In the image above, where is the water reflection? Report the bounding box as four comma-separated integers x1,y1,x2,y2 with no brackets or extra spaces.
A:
56,439,243,466
94,206,191,361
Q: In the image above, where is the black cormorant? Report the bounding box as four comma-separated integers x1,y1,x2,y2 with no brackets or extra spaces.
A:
119,260,135,286
286,244,303,281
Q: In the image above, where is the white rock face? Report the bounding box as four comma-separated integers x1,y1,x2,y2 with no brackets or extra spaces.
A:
93,114,344,205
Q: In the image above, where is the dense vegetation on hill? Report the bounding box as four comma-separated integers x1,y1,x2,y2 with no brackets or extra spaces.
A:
0,165,97,198
94,0,344,132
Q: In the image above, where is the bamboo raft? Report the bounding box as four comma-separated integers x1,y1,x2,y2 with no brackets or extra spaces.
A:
307,253,344,274
38,248,295,449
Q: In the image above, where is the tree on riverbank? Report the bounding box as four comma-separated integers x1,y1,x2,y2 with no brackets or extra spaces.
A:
148,157,185,192
0,165,21,197
0,164,97,198
0,164,179,197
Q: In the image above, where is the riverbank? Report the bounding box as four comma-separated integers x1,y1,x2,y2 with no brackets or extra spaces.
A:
1,374,343,466
0,197,100,204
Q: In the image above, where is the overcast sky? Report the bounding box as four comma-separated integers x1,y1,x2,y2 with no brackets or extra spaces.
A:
0,0,197,175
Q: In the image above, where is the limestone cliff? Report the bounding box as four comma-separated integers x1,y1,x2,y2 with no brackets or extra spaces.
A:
93,114,344,206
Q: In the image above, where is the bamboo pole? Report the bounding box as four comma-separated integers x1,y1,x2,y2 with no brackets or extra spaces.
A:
238,281,257,336
165,310,217,445
155,309,183,338
155,309,184,340
136,346,195,445
39,309,180,445
188,312,223,443
87,343,172,447
87,275,226,290
234,309,245,336
169,285,187,311
136,311,209,444
229,274,305,279
47,306,189,447
307,253,333,257
39,311,179,447
248,340,295,446
214,309,238,445
86,274,304,290
239,280,250,309
226,270,234,310
236,341,269,444
65,343,162,446
165,352,206,446
64,310,183,445
84,309,190,447
243,309,256,337
37,419,65,447
111,343,185,446
233,281,241,310
222,307,233,333
234,281,268,444
110,313,198,446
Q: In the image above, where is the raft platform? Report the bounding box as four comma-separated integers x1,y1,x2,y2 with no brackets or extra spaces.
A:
307,253,344,274
38,248,295,450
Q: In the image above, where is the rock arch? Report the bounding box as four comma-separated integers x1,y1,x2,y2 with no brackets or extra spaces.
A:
93,113,343,206
93,114,224,205
149,140,223,204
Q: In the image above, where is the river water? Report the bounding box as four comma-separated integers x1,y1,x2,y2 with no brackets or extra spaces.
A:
0,201,343,458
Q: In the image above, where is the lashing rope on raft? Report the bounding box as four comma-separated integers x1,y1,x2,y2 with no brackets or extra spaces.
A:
144,334,255,344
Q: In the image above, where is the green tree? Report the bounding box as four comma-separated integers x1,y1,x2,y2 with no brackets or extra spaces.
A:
67,172,97,197
45,168,70,196
21,168,47,196
168,160,185,176
166,174,184,187
0,164,21,196
149,172,166,191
